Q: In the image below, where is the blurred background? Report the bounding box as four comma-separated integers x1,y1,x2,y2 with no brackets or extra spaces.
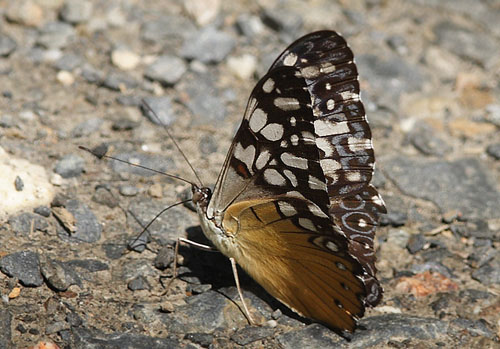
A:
0,0,499,348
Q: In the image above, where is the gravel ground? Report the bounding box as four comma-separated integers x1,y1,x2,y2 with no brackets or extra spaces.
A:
1,0,499,348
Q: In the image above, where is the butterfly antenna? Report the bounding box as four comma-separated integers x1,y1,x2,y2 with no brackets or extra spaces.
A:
127,199,192,252
79,145,195,186
141,99,204,187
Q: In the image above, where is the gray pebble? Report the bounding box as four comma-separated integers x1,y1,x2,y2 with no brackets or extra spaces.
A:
53,53,83,71
154,247,175,270
81,65,104,84
0,251,44,287
486,143,500,160
56,199,102,243
40,258,82,291
141,16,196,44
8,212,48,235
471,259,500,286
407,233,426,254
145,55,187,86
102,72,138,91
46,321,69,335
235,14,265,38
0,34,17,57
128,276,151,291
60,0,93,24
181,27,235,64
54,154,85,178
92,187,119,208
66,259,109,272
14,176,24,191
141,96,177,126
261,8,303,35
37,22,76,49
231,326,275,346
119,185,140,196
34,206,51,217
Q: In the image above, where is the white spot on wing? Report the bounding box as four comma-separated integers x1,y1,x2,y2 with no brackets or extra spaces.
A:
340,91,359,101
326,241,339,252
274,97,301,111
262,78,275,93
278,201,297,216
249,108,268,132
314,119,349,137
280,152,308,170
283,169,298,187
326,99,335,110
316,137,334,156
290,134,299,146
358,218,367,228
263,168,286,186
308,175,326,190
233,143,255,170
347,137,372,152
298,218,316,231
260,123,284,141
255,150,271,170
283,52,298,66
346,171,361,182
320,159,341,173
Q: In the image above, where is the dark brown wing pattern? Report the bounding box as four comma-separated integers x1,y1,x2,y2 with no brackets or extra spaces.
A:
205,31,385,332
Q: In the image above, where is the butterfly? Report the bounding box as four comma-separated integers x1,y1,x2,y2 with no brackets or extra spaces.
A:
189,30,386,333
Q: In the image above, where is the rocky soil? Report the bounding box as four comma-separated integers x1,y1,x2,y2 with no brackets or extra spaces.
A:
0,0,499,348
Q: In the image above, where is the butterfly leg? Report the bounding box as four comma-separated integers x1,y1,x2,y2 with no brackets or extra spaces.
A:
169,237,218,282
230,257,256,326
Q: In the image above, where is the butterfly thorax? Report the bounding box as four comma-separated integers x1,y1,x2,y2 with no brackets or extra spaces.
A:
192,185,240,258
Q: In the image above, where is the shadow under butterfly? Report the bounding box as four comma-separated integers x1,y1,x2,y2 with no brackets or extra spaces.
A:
188,30,386,334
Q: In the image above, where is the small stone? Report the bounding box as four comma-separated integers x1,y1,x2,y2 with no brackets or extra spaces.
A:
92,187,118,208
227,54,257,80
153,247,175,270
66,259,109,272
102,72,138,91
14,176,24,191
184,0,220,26
8,287,21,299
53,53,83,71
111,49,141,71
6,1,44,27
471,259,500,286
119,185,140,196
45,321,69,335
40,258,82,291
8,212,49,235
81,65,104,84
407,233,426,254
181,27,235,64
128,276,151,291
50,173,64,186
261,8,303,34
148,183,163,198
56,199,102,243
442,210,461,224
37,22,76,49
144,55,187,86
54,154,85,178
141,96,176,126
407,122,451,156
182,75,226,123
387,229,411,248
236,14,265,38
387,35,408,55
486,143,500,160
72,118,103,137
60,0,93,24
54,73,78,91
395,271,458,297
230,326,274,346
380,211,407,227
34,206,51,217
0,35,17,57
0,251,44,287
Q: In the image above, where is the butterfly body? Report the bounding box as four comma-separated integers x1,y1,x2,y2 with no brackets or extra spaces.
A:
191,31,386,333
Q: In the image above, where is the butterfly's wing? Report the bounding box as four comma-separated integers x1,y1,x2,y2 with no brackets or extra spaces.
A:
207,31,385,332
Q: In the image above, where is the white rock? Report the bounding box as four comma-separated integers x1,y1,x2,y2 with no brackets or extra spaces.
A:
227,54,257,80
184,0,220,26
57,70,74,85
0,147,55,220
111,49,140,70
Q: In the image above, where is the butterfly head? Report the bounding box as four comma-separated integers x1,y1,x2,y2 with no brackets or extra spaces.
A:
191,185,212,208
